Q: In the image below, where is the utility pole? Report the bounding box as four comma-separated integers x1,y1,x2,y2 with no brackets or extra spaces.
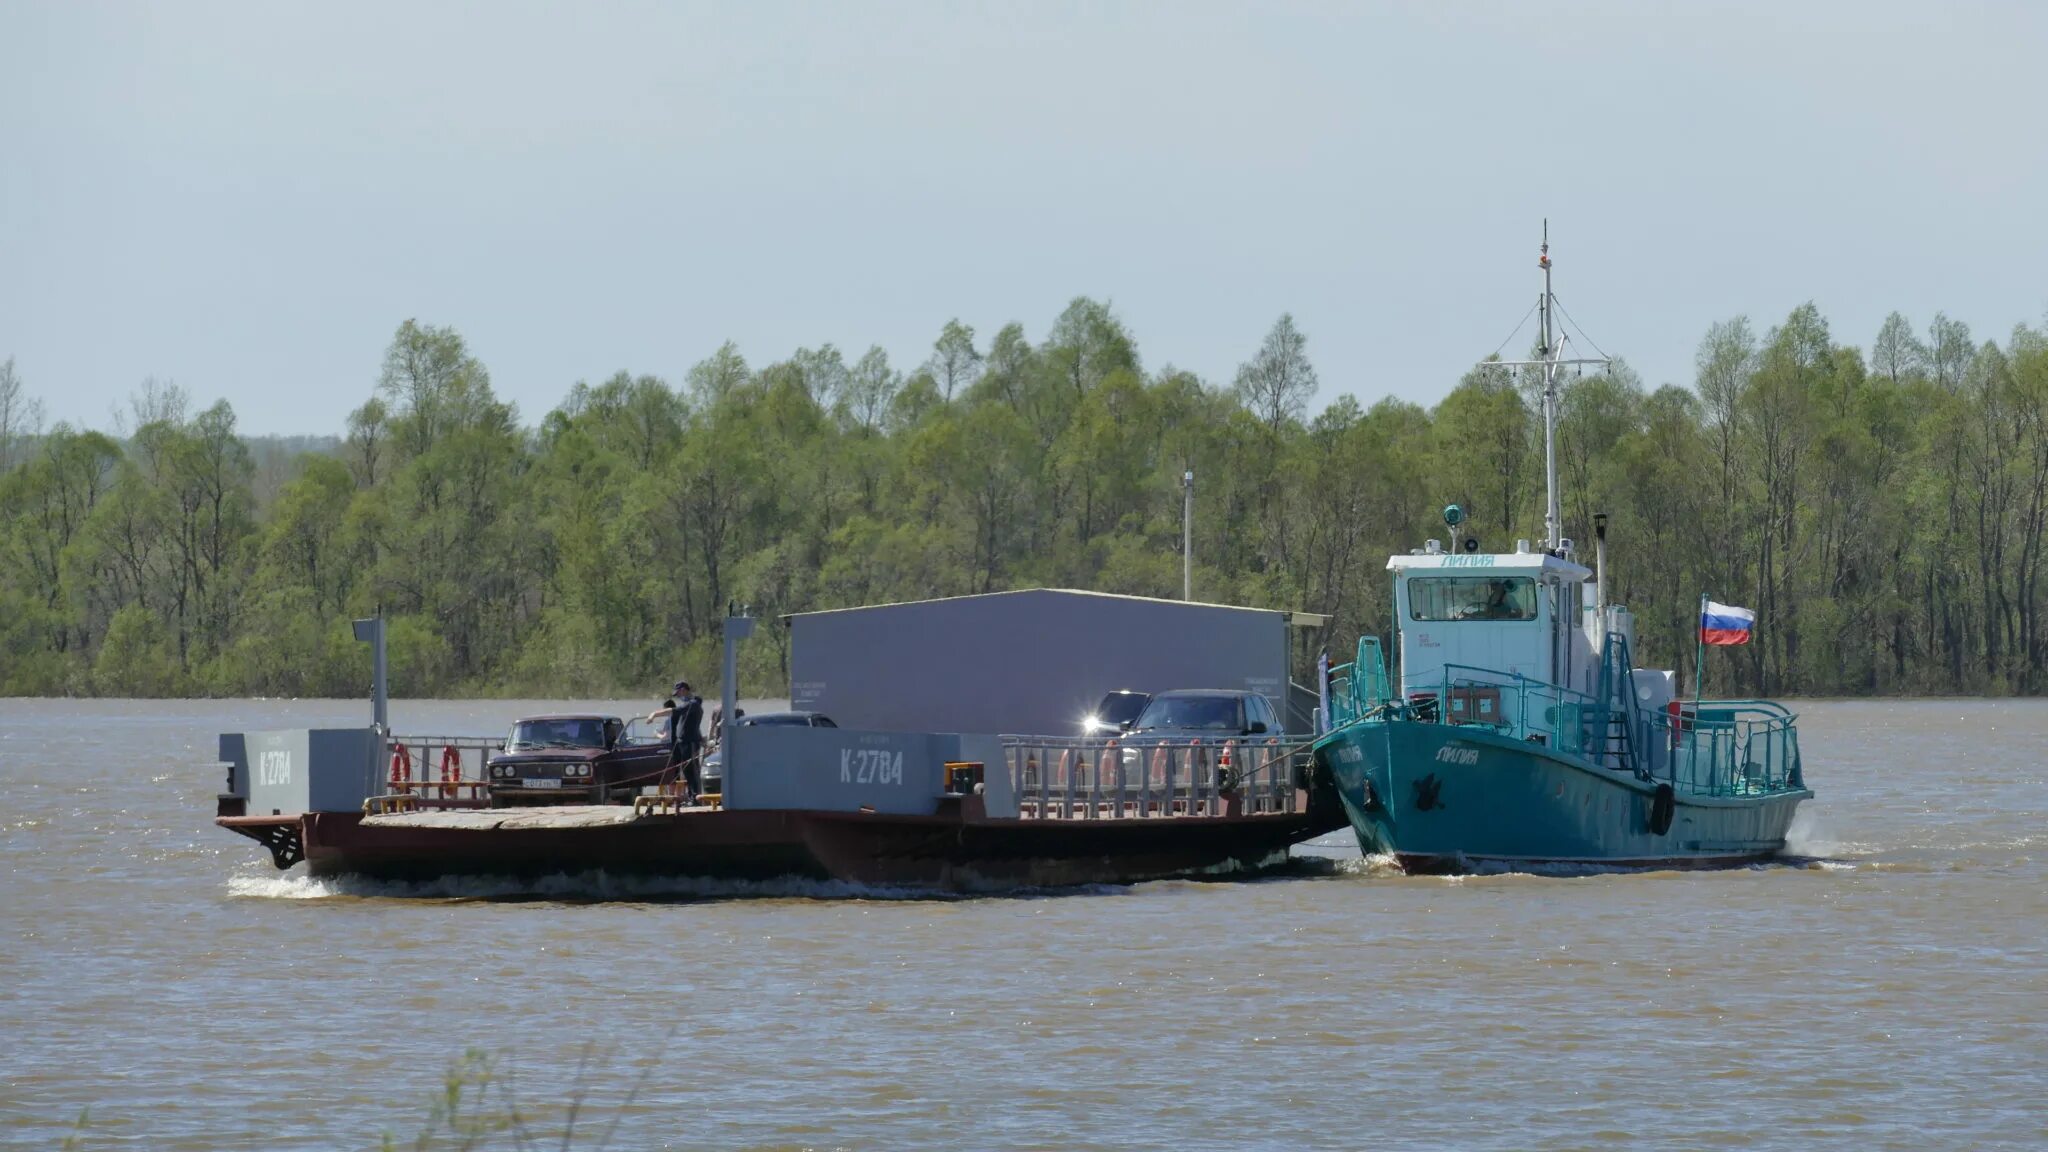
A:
1182,469,1194,601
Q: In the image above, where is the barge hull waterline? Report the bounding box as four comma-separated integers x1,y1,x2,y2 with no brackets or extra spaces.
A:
218,804,1345,891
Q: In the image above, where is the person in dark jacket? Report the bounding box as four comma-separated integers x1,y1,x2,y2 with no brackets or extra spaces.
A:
667,680,706,795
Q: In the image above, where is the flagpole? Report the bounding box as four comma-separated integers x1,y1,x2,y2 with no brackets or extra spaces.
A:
1694,592,1708,709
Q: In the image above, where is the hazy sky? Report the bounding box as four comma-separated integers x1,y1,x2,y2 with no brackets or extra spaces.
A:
3,1,2044,435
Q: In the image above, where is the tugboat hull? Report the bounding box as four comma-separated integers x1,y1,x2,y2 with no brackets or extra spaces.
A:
1315,720,1808,873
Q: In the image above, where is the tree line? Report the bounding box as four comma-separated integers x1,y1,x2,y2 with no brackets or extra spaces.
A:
2,298,2045,700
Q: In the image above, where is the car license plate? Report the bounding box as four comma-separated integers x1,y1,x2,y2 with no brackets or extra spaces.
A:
521,778,562,789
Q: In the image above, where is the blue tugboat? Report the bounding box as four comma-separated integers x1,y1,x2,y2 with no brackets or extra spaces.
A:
1312,231,1810,873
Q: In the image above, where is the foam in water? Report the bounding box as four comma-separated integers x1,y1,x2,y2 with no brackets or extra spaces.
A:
226,873,344,900
1330,853,1406,878
221,865,1210,903
226,868,961,903
1784,806,1866,860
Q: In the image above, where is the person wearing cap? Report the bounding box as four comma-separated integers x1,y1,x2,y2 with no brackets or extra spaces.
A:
665,680,706,797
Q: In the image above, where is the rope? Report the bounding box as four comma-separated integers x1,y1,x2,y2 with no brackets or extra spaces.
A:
1549,294,1611,362
1488,300,1540,361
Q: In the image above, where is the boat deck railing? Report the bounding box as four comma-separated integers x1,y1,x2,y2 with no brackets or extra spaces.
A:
1326,636,1392,728
367,732,1325,818
1647,702,1804,797
1397,670,1803,798
1423,665,1613,761
999,735,1307,820
381,734,497,803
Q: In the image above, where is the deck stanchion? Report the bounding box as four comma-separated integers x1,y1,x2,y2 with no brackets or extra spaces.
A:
1267,738,1281,813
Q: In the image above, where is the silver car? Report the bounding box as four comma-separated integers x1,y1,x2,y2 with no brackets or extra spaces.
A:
701,710,839,792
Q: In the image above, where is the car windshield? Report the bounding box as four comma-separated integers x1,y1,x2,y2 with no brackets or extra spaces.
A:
747,714,813,726
506,718,608,750
1132,695,1241,731
1093,693,1150,727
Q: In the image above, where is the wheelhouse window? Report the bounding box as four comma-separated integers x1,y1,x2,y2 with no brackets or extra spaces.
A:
1408,576,1539,622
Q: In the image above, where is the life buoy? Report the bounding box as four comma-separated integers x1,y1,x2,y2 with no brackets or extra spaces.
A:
1096,746,1119,792
440,746,461,794
388,742,413,787
1648,783,1676,836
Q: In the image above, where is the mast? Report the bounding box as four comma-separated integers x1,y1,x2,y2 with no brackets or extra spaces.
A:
1477,224,1606,557
1539,222,1561,551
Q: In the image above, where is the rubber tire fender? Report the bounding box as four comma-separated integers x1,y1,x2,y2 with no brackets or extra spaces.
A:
1647,783,1676,836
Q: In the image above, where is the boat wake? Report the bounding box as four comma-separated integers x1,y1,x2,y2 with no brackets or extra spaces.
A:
1301,853,1405,879
221,866,1178,903
225,869,977,903
1782,807,1869,860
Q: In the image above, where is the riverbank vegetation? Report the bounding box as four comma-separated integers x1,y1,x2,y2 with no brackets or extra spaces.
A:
3,301,2045,698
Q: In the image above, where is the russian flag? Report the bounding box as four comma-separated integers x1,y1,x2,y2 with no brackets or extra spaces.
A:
1701,600,1755,646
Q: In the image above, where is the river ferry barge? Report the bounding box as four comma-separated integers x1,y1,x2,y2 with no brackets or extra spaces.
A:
217,725,1342,891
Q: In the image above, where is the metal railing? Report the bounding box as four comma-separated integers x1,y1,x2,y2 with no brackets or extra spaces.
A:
1646,701,1804,797
1327,636,1392,728
999,735,1306,820
381,735,498,802
1419,664,1608,760
1402,668,1803,799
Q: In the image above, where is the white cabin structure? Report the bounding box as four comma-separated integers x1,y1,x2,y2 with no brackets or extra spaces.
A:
1388,542,1640,704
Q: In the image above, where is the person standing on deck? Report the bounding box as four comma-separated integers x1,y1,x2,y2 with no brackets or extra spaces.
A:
667,680,706,796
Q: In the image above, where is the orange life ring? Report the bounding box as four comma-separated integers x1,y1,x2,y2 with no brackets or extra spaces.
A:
389,742,413,786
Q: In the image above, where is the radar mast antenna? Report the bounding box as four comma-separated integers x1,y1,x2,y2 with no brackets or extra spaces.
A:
1538,221,1559,549
1479,223,1609,555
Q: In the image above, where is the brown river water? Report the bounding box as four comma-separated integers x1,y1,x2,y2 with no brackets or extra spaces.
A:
2,697,2044,1150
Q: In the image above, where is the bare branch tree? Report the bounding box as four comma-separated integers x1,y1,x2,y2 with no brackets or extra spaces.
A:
112,376,189,437
1872,311,1927,384
844,345,899,431
0,356,46,471
926,319,982,401
1234,313,1318,433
